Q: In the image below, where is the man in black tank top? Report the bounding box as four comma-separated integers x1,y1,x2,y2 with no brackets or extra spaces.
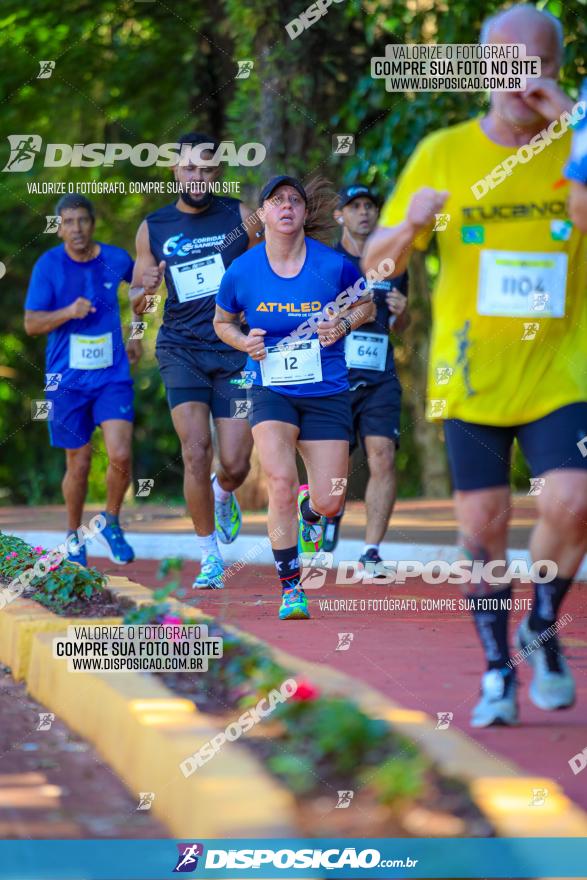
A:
129,131,262,589
322,184,410,577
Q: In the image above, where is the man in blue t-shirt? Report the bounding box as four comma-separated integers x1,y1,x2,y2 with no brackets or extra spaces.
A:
322,184,410,576
24,194,138,567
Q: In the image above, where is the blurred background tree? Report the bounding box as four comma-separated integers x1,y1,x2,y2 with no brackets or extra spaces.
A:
0,0,583,508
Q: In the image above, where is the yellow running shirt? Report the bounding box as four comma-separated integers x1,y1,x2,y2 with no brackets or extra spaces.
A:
380,117,587,426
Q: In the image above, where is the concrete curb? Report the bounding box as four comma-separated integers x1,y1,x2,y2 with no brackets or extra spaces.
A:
0,592,296,838
10,528,587,580
0,597,120,681
105,577,587,839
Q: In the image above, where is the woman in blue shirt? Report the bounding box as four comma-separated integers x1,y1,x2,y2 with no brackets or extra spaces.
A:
214,175,374,620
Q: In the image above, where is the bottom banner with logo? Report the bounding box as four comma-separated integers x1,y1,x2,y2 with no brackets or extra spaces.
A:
0,838,585,878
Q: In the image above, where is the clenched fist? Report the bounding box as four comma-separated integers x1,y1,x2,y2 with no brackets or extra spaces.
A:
68,297,96,319
244,328,267,361
142,260,166,294
407,187,449,231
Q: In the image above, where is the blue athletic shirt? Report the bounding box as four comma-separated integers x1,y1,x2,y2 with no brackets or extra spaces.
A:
25,243,134,390
216,237,361,397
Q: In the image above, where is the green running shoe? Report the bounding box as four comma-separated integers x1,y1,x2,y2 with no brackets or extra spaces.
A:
297,484,324,555
279,586,310,620
212,473,242,545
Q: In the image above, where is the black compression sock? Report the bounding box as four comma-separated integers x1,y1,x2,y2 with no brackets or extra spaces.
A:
529,576,572,631
300,496,321,524
470,586,512,670
273,546,300,592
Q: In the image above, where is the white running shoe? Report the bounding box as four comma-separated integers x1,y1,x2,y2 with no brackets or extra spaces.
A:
515,615,576,711
192,553,224,589
471,669,519,728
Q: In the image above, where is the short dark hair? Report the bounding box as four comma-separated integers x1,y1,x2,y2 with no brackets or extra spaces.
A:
55,194,95,221
177,131,220,153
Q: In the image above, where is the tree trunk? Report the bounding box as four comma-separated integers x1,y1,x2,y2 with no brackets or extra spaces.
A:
406,251,450,498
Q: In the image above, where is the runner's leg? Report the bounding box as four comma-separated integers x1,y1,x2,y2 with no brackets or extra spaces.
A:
171,401,215,536
298,439,349,519
455,485,517,725
172,401,225,588
101,419,133,517
90,419,135,564
63,444,92,530
364,435,397,545
252,421,310,618
252,421,299,549
518,469,587,709
214,417,252,492
530,470,587,579
210,416,252,545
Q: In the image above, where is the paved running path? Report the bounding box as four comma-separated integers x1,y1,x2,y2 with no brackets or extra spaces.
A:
1,497,538,547
102,555,587,815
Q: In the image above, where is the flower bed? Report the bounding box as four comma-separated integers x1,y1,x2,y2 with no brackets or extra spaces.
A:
0,541,492,836
0,531,129,616
154,604,492,838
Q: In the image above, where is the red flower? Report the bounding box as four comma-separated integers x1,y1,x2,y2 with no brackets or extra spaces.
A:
290,679,320,701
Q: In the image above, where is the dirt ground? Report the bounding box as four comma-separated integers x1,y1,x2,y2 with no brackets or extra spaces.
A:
0,666,167,838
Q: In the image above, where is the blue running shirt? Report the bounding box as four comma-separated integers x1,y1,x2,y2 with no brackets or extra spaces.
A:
25,243,134,390
216,237,361,397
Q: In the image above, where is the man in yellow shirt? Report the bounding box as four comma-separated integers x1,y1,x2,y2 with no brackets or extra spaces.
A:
364,4,587,727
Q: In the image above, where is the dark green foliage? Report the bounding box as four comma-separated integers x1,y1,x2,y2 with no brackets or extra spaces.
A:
0,530,106,610
1,1,583,501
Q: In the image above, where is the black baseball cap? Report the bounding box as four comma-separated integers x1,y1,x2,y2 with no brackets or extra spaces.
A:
259,175,307,206
338,184,379,208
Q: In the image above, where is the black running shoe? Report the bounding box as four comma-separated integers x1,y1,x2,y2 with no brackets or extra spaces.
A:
322,513,343,553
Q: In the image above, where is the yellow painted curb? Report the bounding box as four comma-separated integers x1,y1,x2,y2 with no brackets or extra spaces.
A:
26,631,296,838
0,597,120,681
0,585,296,837
105,574,587,840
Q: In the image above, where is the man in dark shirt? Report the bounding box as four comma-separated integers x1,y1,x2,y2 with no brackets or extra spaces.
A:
322,185,410,577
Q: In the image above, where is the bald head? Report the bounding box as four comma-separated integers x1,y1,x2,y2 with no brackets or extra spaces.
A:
481,4,563,66
481,4,564,131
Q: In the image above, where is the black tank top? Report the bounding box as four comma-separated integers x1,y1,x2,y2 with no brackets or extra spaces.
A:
147,197,248,349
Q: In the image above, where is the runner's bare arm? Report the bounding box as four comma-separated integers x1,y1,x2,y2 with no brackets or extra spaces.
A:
362,187,449,277
318,296,375,346
347,296,376,328
24,298,96,335
239,202,263,249
129,221,165,315
568,181,587,233
214,305,267,359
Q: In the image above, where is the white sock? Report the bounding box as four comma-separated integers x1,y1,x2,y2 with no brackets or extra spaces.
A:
363,544,379,555
212,475,231,503
197,532,220,559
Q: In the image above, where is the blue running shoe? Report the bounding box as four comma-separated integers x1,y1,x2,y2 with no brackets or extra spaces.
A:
212,474,242,545
193,553,224,589
94,519,135,565
66,532,87,567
